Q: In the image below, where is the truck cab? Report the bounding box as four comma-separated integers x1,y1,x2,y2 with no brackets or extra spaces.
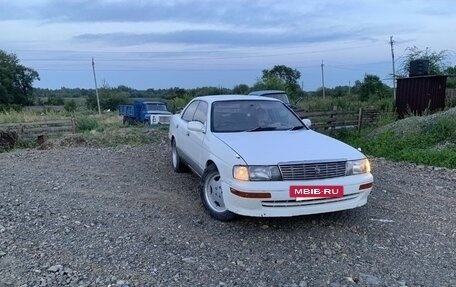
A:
119,100,172,125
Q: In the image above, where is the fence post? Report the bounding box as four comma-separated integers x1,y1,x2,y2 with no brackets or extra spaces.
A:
325,106,336,130
19,124,24,141
71,117,76,134
357,108,363,132
41,116,48,137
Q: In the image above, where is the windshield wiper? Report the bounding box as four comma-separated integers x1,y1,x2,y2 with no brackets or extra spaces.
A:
246,126,278,132
289,125,305,130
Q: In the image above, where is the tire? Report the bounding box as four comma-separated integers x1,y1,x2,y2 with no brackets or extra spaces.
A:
171,139,186,173
199,164,236,221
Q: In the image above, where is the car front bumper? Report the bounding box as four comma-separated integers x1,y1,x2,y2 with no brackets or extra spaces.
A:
222,173,373,217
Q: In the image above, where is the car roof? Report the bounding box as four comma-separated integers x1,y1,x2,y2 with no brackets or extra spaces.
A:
192,94,280,104
248,90,286,95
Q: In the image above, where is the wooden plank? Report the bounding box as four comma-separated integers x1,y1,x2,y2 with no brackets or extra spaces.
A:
0,120,71,128
311,120,359,127
301,110,357,117
22,132,73,139
24,126,72,133
0,123,19,128
18,120,72,127
1,119,75,141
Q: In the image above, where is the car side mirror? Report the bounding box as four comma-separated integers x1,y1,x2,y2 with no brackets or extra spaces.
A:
188,121,205,133
302,118,311,128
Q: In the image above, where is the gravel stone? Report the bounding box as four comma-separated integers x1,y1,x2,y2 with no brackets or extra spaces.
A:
0,138,455,286
47,264,63,273
359,273,381,285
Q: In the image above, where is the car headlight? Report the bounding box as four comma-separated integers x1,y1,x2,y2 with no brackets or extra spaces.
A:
346,158,371,175
233,165,282,181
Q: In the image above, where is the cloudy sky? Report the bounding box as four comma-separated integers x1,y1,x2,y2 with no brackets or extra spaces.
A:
1,0,455,91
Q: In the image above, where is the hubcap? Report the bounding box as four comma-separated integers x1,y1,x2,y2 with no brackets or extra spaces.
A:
205,173,225,212
172,142,178,168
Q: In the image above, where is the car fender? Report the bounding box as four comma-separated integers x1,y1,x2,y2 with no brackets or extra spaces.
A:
201,132,246,182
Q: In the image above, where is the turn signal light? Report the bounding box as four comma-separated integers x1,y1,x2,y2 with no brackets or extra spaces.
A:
230,188,271,199
359,182,373,191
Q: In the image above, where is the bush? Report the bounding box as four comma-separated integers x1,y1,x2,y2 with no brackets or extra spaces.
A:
64,99,77,113
46,95,65,105
0,104,22,112
0,130,18,152
76,115,100,133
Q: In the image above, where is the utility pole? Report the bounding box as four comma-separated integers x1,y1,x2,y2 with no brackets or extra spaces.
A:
348,80,351,96
92,57,101,115
390,36,396,100
321,60,326,99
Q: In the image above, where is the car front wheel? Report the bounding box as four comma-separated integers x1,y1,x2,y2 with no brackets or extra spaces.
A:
171,139,186,173
200,164,236,221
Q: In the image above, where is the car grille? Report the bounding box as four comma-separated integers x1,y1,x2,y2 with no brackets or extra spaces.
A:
262,193,358,208
279,160,346,181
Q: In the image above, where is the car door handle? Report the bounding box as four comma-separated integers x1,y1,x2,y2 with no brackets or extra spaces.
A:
186,131,190,136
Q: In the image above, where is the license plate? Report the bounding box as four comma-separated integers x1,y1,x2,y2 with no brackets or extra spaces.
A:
290,185,344,200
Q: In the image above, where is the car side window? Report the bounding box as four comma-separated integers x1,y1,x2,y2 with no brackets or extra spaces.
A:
193,101,208,124
181,101,199,122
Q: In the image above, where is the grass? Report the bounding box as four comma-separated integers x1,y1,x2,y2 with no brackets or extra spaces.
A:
297,95,395,112
0,110,165,151
331,110,456,169
0,109,70,123
69,112,166,147
2,101,455,170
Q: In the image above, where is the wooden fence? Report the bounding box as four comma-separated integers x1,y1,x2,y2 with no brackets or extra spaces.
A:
296,108,380,131
0,118,76,142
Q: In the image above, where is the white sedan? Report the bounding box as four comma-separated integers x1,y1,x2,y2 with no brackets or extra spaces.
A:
169,95,373,221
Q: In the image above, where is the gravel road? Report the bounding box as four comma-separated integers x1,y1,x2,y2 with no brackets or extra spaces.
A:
1,134,455,287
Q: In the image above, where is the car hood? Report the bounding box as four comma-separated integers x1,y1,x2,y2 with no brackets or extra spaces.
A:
214,130,364,165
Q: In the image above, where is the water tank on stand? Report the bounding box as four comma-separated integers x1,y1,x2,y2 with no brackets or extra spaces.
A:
409,59,430,77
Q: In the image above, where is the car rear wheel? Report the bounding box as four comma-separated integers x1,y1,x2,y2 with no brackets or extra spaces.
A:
200,164,236,221
171,139,186,173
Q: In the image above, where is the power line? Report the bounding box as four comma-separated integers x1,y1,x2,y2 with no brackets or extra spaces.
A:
16,43,382,62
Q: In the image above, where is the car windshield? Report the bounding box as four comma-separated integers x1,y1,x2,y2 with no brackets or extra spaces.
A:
146,103,167,112
211,100,305,132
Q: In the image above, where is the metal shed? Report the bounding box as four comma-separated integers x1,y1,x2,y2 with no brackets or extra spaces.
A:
396,75,447,118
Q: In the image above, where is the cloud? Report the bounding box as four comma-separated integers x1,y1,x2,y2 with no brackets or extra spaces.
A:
0,0,303,28
74,28,369,47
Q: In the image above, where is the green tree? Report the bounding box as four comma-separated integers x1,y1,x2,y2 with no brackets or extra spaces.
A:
253,65,302,103
46,94,65,105
0,50,40,106
64,99,77,113
355,74,391,102
332,86,350,98
232,84,250,94
169,96,191,113
252,76,286,91
86,82,128,111
399,46,449,76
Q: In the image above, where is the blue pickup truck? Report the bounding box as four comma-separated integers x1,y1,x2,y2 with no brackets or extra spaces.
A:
119,100,172,125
